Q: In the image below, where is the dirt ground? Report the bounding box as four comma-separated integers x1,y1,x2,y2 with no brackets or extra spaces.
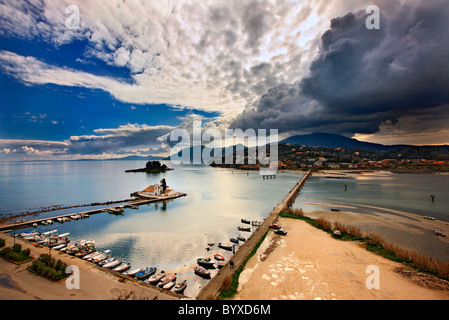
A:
233,217,449,300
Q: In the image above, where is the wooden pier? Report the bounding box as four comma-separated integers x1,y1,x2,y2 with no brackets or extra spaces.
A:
0,192,187,232
196,170,312,300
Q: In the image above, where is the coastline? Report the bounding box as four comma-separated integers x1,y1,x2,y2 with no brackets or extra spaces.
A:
0,232,180,300
233,217,449,300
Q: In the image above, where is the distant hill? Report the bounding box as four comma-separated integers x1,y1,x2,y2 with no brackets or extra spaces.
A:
281,133,403,151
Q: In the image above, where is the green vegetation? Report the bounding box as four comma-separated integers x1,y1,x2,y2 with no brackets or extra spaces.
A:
281,208,449,281
27,254,70,282
0,243,33,264
217,230,269,299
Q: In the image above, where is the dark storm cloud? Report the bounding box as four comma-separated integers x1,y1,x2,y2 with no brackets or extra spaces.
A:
232,0,449,136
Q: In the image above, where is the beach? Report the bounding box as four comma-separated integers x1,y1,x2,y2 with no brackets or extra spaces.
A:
233,217,449,300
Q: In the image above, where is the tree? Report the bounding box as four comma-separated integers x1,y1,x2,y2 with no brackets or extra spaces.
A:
160,178,167,192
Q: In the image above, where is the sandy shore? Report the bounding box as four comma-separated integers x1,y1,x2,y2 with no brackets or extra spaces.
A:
0,233,178,300
233,217,449,300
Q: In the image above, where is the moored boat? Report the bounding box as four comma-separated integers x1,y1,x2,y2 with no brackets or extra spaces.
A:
237,235,246,242
92,250,112,264
197,258,215,268
158,273,176,288
136,267,157,280
274,229,287,235
125,267,144,277
98,256,115,267
214,253,225,261
147,270,165,284
237,226,251,232
172,280,187,294
230,238,239,244
241,219,251,224
218,243,233,251
194,266,211,279
103,258,122,269
114,262,131,273
330,208,340,212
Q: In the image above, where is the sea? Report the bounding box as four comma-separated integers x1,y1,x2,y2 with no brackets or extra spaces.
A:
1,161,448,297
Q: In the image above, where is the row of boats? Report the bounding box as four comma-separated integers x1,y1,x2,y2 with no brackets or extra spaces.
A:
34,213,90,227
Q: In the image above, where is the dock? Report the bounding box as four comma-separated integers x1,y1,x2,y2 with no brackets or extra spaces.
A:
196,170,312,300
0,192,187,232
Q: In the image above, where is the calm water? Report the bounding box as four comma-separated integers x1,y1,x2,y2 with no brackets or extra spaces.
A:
0,160,302,297
293,171,449,261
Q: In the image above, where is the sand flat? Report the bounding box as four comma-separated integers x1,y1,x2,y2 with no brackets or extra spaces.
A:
233,217,449,300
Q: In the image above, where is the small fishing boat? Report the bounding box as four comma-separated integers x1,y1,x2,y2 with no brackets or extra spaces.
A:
237,235,246,242
214,253,225,261
136,267,157,280
114,262,132,273
197,258,215,268
230,238,239,244
217,261,226,269
269,224,281,229
424,216,436,220
330,208,340,212
103,258,122,269
274,229,287,235
158,273,176,288
194,266,211,279
207,243,215,247
218,243,233,251
237,226,251,232
125,267,144,277
252,221,262,226
173,280,187,294
83,250,101,261
241,219,251,224
147,270,166,284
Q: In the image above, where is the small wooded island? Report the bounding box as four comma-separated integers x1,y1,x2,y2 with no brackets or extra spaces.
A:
125,161,173,173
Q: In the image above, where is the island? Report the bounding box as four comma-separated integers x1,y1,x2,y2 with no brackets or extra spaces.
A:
125,161,173,173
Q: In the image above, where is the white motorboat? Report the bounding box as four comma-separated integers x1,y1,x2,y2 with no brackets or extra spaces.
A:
52,243,66,251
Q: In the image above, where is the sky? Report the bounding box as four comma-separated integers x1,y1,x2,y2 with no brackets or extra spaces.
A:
0,0,448,161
